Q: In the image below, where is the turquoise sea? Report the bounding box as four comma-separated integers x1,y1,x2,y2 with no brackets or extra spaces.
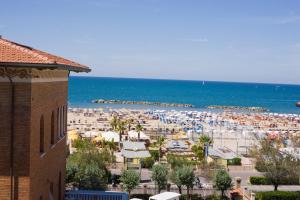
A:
69,76,300,114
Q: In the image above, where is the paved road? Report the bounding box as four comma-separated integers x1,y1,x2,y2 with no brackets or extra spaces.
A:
229,168,300,192
229,169,262,186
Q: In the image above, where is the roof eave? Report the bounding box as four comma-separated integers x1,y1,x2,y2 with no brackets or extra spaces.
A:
0,62,91,73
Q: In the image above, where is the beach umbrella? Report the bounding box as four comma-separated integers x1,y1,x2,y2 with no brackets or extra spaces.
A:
82,131,100,138
68,130,79,141
101,131,120,142
93,135,103,142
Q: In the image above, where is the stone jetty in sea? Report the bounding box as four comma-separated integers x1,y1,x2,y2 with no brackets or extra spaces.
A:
92,99,194,108
207,105,268,112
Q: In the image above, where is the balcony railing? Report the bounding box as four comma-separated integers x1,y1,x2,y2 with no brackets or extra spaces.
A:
65,190,129,200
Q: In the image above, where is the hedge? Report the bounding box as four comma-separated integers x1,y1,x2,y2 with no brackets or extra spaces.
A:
150,150,160,161
249,176,272,185
141,157,155,168
131,194,151,199
250,176,300,185
227,157,241,165
256,191,300,200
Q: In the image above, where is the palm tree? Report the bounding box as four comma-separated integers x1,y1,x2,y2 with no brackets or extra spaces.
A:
116,120,127,149
104,140,117,166
110,115,119,131
199,135,213,146
126,118,134,131
156,136,165,163
135,123,143,141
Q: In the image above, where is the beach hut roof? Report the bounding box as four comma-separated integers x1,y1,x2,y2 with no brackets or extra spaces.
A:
123,141,146,150
121,149,150,158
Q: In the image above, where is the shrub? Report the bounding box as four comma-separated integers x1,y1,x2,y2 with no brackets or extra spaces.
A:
179,194,204,200
150,150,160,161
141,157,155,168
256,191,300,200
131,194,151,200
227,157,241,165
250,176,299,185
250,176,271,185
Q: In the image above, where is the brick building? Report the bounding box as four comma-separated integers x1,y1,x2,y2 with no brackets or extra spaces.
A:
0,36,90,200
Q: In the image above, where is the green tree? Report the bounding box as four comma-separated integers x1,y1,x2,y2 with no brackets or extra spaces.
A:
167,154,191,170
177,166,195,199
152,136,165,162
150,150,160,161
213,170,232,199
199,135,213,146
127,118,134,131
103,140,117,163
110,115,119,131
135,123,143,141
141,157,155,168
73,138,91,149
191,144,204,162
116,119,127,148
120,170,140,197
192,135,213,163
151,164,168,193
251,138,300,191
170,170,182,194
66,139,112,190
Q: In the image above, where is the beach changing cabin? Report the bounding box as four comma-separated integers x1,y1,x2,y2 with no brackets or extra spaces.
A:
121,141,150,170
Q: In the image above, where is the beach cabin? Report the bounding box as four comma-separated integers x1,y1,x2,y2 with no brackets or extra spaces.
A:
207,147,238,167
121,141,150,170
149,192,181,200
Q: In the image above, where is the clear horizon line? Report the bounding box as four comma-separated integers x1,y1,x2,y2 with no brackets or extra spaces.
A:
70,75,300,86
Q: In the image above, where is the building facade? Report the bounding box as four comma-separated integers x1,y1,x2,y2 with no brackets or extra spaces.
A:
0,37,90,200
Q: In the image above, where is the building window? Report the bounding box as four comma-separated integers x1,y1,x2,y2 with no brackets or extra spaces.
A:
49,182,54,200
40,115,44,154
60,106,65,137
57,107,60,140
60,106,63,137
58,172,62,200
51,111,54,145
64,105,67,135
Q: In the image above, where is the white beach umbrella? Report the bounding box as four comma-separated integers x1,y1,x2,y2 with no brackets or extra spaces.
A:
82,131,100,138
101,131,120,142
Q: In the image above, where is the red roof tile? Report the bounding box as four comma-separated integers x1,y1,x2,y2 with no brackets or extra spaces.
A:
0,37,90,72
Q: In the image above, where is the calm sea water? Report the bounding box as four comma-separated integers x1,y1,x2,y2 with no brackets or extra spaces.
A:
69,76,300,114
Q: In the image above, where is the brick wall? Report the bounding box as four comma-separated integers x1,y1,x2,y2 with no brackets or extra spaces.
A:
0,69,68,200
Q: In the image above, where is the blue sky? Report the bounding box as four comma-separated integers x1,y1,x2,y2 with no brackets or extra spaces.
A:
1,0,300,84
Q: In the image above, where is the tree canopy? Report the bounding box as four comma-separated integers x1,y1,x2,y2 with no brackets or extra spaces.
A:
171,166,195,199
251,138,300,191
66,139,112,190
213,170,232,199
120,170,140,197
151,164,168,193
